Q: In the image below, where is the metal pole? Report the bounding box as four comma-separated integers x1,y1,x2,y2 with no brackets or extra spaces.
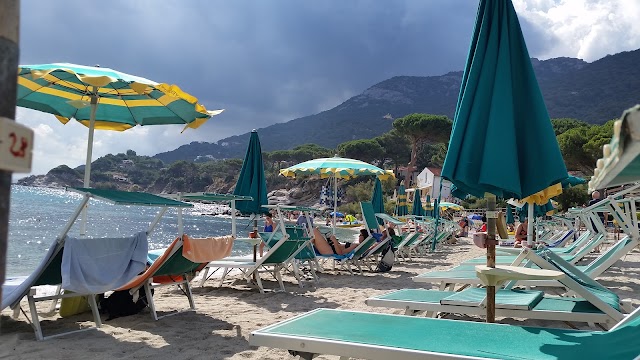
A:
333,172,337,235
485,194,497,323
231,200,237,237
0,0,20,314
527,202,534,246
80,90,98,236
177,192,183,236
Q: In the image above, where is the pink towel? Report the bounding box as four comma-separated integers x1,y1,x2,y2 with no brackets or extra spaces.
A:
182,235,234,263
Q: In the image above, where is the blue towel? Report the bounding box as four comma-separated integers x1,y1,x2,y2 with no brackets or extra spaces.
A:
61,232,148,294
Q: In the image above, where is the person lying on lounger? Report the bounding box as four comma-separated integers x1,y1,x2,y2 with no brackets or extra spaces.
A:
312,227,359,255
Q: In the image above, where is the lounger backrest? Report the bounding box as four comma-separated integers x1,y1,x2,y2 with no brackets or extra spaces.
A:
34,243,64,286
350,236,378,259
285,226,315,260
541,250,620,311
566,234,605,262
583,236,631,274
153,245,201,277
257,235,309,265
360,202,381,234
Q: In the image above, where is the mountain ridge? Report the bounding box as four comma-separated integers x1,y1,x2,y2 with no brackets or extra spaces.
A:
152,49,639,163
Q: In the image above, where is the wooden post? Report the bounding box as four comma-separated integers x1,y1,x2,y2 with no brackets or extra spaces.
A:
0,0,20,310
485,194,497,323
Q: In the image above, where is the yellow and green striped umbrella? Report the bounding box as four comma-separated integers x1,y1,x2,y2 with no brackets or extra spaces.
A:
280,156,394,234
17,63,223,234
395,184,408,217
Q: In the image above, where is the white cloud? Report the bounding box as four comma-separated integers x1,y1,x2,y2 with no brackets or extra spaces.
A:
514,0,640,61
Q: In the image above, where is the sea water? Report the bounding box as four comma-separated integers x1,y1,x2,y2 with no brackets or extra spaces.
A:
6,185,357,277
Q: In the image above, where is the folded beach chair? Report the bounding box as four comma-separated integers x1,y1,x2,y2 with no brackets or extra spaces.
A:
205,231,309,293
117,234,233,320
366,248,633,328
249,306,640,360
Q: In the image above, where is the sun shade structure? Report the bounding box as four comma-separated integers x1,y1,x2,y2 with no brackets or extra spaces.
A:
395,184,408,217
69,187,192,207
180,193,253,237
18,63,222,234
280,156,394,234
411,189,425,217
233,130,268,216
371,177,385,225
440,0,568,323
441,0,567,203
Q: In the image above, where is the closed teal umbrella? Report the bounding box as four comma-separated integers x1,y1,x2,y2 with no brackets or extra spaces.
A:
395,184,408,217
233,130,268,215
411,189,425,217
424,195,433,217
371,178,385,225
441,0,567,201
439,0,568,323
506,204,515,225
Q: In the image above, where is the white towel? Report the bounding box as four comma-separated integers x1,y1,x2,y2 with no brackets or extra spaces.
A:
61,232,148,294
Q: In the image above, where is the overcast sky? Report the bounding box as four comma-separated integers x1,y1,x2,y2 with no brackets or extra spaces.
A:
15,0,640,178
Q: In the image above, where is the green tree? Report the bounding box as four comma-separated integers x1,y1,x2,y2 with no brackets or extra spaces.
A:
557,128,590,171
555,184,589,211
337,139,385,164
583,119,615,163
375,130,411,171
393,113,452,187
551,118,589,136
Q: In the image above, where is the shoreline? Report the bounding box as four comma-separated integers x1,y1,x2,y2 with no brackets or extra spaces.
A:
1,236,638,359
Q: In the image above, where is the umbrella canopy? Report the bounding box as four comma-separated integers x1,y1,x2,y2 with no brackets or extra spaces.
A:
233,130,268,215
441,0,568,204
468,214,483,220
411,189,425,217
395,184,408,217
330,211,345,218
280,156,394,234
371,178,385,225
436,201,464,211
17,63,221,234
561,175,587,188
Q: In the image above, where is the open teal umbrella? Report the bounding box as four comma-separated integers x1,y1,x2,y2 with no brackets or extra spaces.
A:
440,0,568,323
371,178,385,225
561,175,587,188
395,184,408,217
234,130,268,216
411,189,425,217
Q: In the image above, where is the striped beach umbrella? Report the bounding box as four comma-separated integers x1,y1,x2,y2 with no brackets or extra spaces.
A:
17,63,222,233
280,156,394,234
395,184,408,216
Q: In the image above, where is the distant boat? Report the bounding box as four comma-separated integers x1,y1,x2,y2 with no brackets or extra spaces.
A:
336,221,362,228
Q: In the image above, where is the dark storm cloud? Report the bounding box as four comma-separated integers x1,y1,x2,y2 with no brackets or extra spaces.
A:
19,0,479,141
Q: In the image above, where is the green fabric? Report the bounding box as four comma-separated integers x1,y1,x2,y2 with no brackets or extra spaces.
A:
280,156,391,179
375,289,454,303
394,184,408,216
582,238,631,274
72,187,192,207
561,176,587,188
233,130,268,215
371,178,385,226
441,0,567,200
262,239,308,264
534,297,605,314
375,213,404,226
257,308,640,359
34,245,64,286
517,200,555,219
506,204,515,225
442,288,543,310
153,249,201,277
17,63,211,130
181,193,253,202
360,202,380,231
410,189,425,217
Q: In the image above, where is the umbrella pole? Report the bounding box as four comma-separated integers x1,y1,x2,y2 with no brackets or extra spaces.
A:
527,202,534,246
333,172,337,235
485,193,497,323
80,91,98,236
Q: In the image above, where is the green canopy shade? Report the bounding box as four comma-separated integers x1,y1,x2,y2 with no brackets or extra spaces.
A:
441,0,568,201
395,184,408,217
70,187,192,207
371,178,385,225
506,203,515,225
561,175,586,188
516,200,554,221
233,130,268,215
411,189,425,217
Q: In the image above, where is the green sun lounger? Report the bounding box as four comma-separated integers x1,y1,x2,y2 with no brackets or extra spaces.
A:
250,307,640,360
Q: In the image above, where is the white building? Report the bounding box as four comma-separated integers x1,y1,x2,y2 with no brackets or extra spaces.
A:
416,167,452,200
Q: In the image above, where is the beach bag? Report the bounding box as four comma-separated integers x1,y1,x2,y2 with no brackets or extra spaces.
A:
99,289,153,321
375,240,395,272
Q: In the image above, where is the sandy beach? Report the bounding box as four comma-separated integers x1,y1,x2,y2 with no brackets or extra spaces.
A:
1,236,639,360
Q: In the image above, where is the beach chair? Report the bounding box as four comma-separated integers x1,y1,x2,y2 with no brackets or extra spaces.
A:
395,232,423,261
260,226,319,288
117,234,232,320
205,232,309,293
366,248,633,328
249,306,640,360
413,235,638,291
497,229,582,255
